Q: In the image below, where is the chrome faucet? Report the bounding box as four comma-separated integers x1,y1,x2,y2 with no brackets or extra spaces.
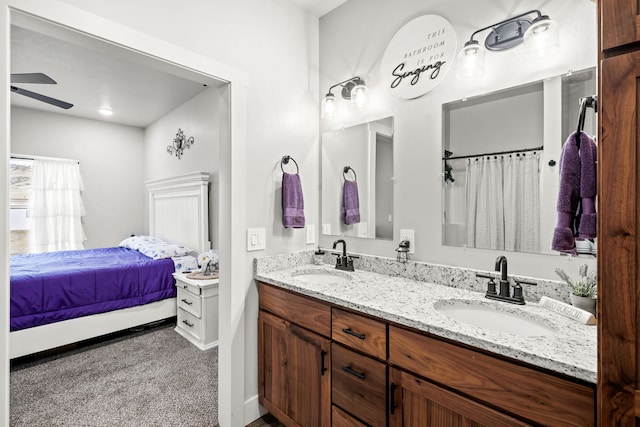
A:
332,239,357,271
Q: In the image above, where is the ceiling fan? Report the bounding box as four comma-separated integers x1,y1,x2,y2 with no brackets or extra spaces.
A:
10,72,73,109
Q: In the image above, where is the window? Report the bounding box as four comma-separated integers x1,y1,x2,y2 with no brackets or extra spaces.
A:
10,158,33,255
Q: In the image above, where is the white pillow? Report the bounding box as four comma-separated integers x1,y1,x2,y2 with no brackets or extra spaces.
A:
136,241,192,259
119,235,161,250
119,235,191,259
173,255,199,272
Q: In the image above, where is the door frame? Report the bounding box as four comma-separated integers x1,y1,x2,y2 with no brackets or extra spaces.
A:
0,1,248,425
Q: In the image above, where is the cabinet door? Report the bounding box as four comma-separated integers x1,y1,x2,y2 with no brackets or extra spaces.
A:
388,368,531,427
601,0,640,50
599,50,640,426
258,310,331,427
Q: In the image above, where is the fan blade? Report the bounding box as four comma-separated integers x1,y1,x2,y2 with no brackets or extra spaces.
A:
11,86,73,109
11,73,57,84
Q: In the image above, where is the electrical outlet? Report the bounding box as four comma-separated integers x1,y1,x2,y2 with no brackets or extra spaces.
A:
306,224,316,245
399,228,415,254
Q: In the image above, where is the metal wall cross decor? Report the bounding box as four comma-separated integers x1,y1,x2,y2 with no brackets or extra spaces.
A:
167,128,195,159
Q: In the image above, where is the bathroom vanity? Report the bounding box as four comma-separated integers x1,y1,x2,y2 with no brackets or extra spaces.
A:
256,261,596,427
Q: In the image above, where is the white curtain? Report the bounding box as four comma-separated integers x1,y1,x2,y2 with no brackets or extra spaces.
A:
28,160,86,252
466,157,504,250
465,153,540,251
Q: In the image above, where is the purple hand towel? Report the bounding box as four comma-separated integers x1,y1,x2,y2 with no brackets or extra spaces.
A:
342,180,360,225
578,135,597,238
282,172,305,228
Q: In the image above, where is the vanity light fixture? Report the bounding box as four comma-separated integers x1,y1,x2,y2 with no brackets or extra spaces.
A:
456,10,560,80
321,76,369,119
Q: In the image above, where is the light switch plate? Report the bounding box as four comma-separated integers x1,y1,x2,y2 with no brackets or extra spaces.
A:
247,228,266,251
322,223,331,235
399,228,415,254
306,225,316,245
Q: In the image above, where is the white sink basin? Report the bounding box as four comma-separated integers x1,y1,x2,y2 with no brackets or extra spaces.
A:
434,299,557,337
291,269,352,285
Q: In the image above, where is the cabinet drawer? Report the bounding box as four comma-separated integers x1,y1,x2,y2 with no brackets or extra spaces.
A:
389,326,595,427
332,343,386,427
177,308,202,340
258,282,331,337
332,405,367,427
177,287,202,318
175,279,200,297
332,307,386,360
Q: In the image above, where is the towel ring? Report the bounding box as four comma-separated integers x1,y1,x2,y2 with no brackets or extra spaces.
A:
343,166,357,181
281,155,299,174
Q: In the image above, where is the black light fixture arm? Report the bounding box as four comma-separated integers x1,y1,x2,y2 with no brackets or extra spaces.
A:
325,76,364,97
467,9,542,43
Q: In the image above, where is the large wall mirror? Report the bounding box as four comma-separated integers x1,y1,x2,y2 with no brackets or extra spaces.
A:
442,67,596,255
321,117,394,240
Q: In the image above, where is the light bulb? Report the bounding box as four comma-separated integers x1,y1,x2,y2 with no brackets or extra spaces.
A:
523,15,560,59
321,93,336,119
350,83,369,111
456,40,485,79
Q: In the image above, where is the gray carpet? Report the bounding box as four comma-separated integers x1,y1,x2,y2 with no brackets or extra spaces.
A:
10,322,218,426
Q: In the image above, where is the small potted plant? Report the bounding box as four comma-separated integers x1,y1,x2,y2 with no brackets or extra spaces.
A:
555,264,597,315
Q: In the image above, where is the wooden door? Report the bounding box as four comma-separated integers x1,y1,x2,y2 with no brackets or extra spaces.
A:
388,368,531,427
258,310,331,427
600,0,640,50
598,49,640,426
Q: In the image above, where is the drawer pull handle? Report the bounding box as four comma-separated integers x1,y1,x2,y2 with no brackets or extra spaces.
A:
320,350,328,376
342,366,365,380
342,328,366,340
181,298,193,305
389,382,398,415
182,320,194,327
183,285,188,289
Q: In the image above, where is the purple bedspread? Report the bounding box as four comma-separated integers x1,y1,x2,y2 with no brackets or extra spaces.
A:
10,247,176,331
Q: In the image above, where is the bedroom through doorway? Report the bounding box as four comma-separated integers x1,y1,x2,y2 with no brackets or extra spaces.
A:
7,10,229,425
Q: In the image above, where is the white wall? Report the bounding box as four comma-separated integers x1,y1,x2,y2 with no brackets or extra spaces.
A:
144,87,222,248
54,0,319,424
10,106,145,249
319,0,597,280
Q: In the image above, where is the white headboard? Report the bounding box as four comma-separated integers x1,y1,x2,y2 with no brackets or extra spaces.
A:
145,171,210,254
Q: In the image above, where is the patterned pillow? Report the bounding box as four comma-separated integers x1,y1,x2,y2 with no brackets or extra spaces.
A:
173,255,199,272
119,235,191,259
119,235,162,250
135,241,192,259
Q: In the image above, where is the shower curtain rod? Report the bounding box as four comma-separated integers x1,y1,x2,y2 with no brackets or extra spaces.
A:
11,154,79,164
442,146,544,160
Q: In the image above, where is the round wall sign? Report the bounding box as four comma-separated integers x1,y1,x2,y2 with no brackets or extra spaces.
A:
381,15,457,99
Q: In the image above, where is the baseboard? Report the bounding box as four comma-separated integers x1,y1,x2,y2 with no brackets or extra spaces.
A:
244,394,266,425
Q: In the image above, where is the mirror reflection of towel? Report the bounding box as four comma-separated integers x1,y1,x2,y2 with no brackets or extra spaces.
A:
282,172,305,228
342,180,360,225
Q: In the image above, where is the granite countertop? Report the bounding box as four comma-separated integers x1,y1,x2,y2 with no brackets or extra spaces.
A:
255,263,597,384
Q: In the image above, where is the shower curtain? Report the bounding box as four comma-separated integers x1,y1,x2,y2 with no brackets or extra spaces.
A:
465,153,540,251
28,159,87,252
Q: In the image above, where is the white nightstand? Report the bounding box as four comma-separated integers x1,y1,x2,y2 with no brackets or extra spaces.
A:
173,272,219,350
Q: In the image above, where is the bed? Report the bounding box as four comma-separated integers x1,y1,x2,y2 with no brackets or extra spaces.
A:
9,171,211,358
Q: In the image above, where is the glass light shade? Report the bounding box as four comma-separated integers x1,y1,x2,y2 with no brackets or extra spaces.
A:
321,93,336,119
523,16,560,59
456,40,485,80
350,83,369,111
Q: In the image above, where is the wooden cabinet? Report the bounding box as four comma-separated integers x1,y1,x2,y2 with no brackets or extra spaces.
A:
600,0,640,50
332,343,386,427
173,273,218,350
258,281,595,426
389,326,595,427
388,367,531,427
597,0,640,425
258,283,331,427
